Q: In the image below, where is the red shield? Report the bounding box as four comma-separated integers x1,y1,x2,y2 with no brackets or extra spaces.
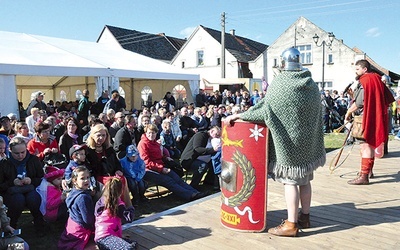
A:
220,120,268,232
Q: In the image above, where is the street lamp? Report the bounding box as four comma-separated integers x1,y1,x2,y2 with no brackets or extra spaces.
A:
313,32,335,91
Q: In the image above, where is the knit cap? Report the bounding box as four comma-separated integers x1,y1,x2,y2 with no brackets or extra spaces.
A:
44,166,65,182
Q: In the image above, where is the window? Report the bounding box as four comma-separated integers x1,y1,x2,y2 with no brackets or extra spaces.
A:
182,61,185,68
30,91,38,100
118,86,125,98
94,89,99,100
295,45,312,64
328,54,333,64
315,81,332,90
75,90,82,100
217,58,221,65
197,50,204,66
172,84,186,109
273,58,278,67
141,86,152,107
60,90,67,102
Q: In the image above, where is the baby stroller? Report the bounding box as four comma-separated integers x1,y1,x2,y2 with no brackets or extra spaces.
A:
43,152,68,169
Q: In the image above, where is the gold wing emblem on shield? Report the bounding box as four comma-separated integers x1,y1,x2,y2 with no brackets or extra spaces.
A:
222,125,243,148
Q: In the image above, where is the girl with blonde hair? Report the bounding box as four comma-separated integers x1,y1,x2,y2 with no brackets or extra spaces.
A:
85,124,132,208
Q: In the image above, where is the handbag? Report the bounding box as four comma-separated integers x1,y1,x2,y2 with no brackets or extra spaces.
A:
351,115,364,139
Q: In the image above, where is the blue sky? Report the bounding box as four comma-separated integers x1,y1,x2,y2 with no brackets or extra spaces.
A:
1,0,399,73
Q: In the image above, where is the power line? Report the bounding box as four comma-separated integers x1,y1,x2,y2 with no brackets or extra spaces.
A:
225,1,398,44
227,0,334,15
229,2,398,24
229,0,372,20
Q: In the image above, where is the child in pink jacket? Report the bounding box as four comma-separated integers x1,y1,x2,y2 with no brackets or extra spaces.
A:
94,177,136,249
36,165,67,222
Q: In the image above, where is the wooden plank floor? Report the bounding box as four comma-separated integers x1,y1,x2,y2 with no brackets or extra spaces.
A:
122,139,400,250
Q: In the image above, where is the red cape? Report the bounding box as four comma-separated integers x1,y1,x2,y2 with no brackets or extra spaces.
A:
360,73,395,148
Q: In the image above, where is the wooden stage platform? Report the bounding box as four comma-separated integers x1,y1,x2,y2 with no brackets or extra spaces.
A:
122,139,400,250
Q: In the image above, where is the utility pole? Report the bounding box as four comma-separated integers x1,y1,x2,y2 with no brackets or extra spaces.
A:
221,12,226,78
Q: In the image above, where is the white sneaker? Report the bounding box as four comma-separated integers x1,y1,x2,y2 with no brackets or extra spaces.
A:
394,136,400,141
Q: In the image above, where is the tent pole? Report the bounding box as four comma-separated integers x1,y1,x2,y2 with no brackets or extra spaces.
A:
130,78,134,111
85,77,89,90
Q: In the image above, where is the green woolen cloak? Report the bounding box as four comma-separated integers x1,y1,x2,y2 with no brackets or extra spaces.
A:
240,70,326,180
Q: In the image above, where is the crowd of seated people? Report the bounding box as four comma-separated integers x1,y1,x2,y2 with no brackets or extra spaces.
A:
0,88,265,249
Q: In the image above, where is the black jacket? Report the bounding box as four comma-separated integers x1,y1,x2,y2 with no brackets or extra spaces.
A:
208,95,222,106
86,146,122,177
54,123,66,142
222,96,235,105
59,133,83,161
180,116,198,135
164,95,176,107
113,126,136,159
195,94,207,107
116,96,126,112
180,131,216,169
0,154,44,193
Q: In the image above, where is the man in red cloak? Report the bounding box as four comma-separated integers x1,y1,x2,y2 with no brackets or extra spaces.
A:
345,59,395,185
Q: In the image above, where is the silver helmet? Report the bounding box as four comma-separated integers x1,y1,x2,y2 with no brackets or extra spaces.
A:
381,74,391,84
280,47,301,71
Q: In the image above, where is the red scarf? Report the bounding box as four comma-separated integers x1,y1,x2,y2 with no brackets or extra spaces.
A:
360,73,395,148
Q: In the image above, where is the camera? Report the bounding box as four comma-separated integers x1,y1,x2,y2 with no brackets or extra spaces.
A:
17,173,25,180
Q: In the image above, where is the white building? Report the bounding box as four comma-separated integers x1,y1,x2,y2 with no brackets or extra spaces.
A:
171,25,267,92
264,16,398,92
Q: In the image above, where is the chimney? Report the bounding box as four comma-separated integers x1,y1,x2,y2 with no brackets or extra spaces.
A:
230,29,235,36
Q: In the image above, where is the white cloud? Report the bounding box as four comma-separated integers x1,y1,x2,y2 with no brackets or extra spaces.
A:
365,27,381,37
255,34,263,41
179,26,196,39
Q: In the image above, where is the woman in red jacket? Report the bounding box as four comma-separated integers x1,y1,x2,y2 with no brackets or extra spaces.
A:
27,122,59,161
137,124,207,201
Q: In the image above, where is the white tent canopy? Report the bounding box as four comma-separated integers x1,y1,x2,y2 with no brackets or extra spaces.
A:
0,30,199,117
0,30,199,80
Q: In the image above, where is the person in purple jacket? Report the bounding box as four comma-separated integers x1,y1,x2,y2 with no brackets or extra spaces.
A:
58,166,95,250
